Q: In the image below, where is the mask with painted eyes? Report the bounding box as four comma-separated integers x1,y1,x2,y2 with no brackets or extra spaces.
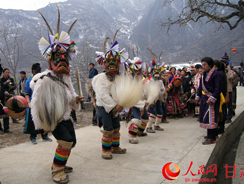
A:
103,52,120,75
50,46,70,75
152,67,161,80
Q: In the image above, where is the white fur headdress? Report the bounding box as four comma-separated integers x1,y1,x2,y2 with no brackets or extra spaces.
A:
38,5,77,61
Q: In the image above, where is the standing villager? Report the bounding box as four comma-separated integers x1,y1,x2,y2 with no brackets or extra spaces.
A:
221,52,234,123
124,56,149,144
1,68,19,127
220,59,234,123
92,30,129,159
0,73,7,134
232,69,240,116
1,68,16,97
0,58,3,76
192,64,202,117
214,60,227,134
240,60,244,69
222,52,232,67
0,57,6,134
145,49,165,133
88,63,98,79
196,57,221,145
187,64,197,116
181,70,188,94
238,67,244,86
30,7,83,183
19,71,27,97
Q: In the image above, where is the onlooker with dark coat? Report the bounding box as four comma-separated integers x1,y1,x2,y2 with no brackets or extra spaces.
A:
0,68,19,126
181,70,189,93
1,68,16,97
196,57,221,145
240,60,244,69
214,60,227,134
238,67,244,86
181,70,189,116
0,58,3,76
0,76,9,134
232,69,240,116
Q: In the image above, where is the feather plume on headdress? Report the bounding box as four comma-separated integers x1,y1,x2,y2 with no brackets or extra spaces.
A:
124,57,143,73
124,44,143,74
95,28,128,65
147,48,163,74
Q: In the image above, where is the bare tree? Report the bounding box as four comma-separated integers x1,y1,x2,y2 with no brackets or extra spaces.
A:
69,41,97,97
0,20,23,94
161,0,244,30
76,42,96,82
21,26,48,62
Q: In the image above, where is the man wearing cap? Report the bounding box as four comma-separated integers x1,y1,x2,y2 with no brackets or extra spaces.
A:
222,52,232,67
221,54,234,123
19,71,27,97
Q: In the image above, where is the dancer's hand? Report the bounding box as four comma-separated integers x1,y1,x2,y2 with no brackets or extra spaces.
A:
76,96,85,103
145,102,149,108
115,105,123,112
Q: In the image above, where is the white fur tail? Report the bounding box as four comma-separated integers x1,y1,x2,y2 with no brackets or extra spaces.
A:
111,73,143,108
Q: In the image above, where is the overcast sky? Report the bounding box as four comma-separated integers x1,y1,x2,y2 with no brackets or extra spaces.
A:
0,0,68,11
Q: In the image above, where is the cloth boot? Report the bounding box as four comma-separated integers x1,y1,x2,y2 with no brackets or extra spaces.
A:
146,114,156,133
154,115,164,131
111,128,127,154
137,119,148,136
52,140,73,184
101,130,113,159
128,119,140,144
